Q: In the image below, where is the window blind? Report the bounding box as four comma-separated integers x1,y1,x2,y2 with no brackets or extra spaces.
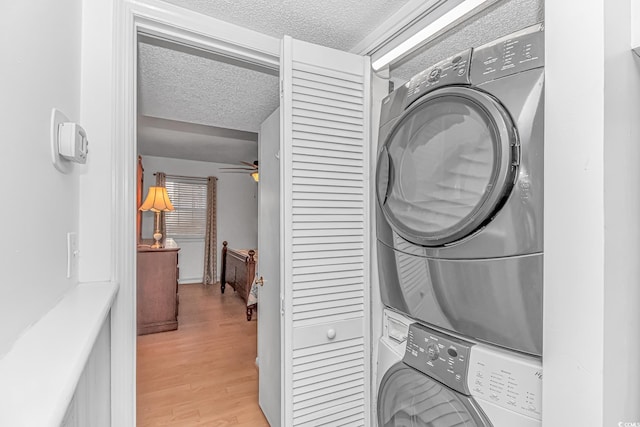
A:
164,177,207,238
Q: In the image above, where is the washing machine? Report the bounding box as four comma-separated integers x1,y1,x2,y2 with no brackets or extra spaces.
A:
376,24,544,355
378,321,542,426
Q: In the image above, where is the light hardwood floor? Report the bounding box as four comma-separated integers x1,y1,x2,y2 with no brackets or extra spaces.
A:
137,283,270,426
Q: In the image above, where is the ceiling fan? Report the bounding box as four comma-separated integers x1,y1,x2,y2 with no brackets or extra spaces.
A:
220,160,259,182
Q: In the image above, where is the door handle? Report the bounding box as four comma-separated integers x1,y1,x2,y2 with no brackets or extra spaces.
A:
256,276,265,286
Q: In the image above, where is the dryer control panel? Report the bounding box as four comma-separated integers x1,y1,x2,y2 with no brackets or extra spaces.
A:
405,48,472,107
470,22,544,84
403,322,472,395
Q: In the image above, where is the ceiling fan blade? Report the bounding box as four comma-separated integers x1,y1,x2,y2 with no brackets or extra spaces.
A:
240,160,259,169
220,167,255,171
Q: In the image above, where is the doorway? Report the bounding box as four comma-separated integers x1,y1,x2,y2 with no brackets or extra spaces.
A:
134,18,279,426
113,4,371,426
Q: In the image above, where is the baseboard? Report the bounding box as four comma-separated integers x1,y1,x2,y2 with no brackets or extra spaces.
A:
178,277,203,285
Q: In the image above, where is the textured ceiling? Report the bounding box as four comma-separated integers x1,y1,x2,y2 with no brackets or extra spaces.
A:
137,38,279,164
138,42,279,133
137,0,412,164
162,0,411,51
391,0,544,82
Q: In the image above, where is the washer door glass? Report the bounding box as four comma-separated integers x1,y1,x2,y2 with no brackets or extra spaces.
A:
377,87,517,246
378,363,490,427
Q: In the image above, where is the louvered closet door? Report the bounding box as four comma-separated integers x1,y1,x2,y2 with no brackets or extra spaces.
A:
281,36,371,426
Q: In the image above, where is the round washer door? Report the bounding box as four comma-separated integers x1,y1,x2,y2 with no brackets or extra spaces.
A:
378,363,491,427
376,86,518,247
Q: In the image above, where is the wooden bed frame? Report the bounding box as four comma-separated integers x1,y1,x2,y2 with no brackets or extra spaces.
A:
220,241,257,320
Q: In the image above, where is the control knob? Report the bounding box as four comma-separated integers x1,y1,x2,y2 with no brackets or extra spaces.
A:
428,68,442,82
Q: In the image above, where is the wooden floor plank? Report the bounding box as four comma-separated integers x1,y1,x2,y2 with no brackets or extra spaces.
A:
137,283,269,427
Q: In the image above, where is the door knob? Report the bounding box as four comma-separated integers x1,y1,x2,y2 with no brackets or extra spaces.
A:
327,329,336,340
256,276,265,286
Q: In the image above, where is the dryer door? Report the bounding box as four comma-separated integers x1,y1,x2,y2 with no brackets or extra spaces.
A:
378,363,491,427
376,86,517,247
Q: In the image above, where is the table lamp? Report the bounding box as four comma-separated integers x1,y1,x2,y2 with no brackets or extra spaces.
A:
139,186,175,248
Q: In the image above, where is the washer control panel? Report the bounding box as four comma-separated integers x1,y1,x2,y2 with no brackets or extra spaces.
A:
403,323,472,395
468,344,542,420
405,49,472,106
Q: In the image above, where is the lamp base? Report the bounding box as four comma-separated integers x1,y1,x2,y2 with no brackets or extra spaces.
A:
152,231,163,248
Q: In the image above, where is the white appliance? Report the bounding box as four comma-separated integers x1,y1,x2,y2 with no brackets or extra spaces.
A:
377,317,542,427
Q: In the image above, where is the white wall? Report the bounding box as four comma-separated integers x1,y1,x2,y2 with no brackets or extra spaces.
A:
544,0,640,424
603,0,640,424
543,2,605,424
78,0,114,283
75,1,125,424
0,1,82,357
140,155,258,283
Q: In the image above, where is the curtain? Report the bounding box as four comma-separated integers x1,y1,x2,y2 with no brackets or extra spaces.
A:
155,172,166,244
203,176,218,285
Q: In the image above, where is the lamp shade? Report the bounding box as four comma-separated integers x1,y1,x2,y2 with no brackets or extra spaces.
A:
139,186,175,212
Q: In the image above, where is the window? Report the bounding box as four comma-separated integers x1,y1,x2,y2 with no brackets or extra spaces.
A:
164,176,207,238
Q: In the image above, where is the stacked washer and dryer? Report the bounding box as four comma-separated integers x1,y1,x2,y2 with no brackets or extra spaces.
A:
375,24,544,426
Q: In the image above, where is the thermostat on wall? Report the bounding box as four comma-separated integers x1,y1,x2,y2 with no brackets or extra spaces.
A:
58,122,88,163
50,108,89,173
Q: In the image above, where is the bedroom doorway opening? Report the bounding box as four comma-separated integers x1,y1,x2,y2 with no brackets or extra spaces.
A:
133,29,282,426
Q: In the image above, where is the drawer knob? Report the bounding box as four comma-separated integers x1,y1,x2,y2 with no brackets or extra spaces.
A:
327,329,336,340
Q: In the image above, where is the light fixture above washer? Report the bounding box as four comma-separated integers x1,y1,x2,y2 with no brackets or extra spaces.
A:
371,0,497,71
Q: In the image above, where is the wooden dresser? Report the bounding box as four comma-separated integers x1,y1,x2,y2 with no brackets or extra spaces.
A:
137,247,180,335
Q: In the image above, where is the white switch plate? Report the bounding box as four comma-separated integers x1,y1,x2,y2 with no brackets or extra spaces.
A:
67,232,78,278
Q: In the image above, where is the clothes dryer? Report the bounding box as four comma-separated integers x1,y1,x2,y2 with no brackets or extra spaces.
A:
377,323,542,427
376,24,544,355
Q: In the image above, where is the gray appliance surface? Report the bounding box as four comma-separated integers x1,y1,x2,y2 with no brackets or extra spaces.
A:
378,241,542,355
377,323,491,427
375,24,544,356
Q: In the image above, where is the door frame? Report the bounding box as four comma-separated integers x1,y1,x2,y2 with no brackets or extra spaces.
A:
257,107,283,426
111,1,279,425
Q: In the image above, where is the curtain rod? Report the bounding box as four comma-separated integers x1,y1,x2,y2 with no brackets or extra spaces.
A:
153,173,217,181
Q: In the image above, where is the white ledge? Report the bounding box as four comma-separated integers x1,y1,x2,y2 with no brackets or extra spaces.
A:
0,282,118,427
